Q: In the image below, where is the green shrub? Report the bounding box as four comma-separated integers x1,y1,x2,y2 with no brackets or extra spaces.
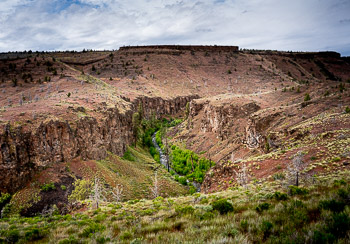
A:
337,187,349,200
261,221,273,239
345,106,350,114
189,185,197,194
175,205,195,215
256,202,270,213
334,179,346,187
94,213,107,223
6,229,20,243
327,212,350,238
223,227,238,237
304,93,311,101
149,146,157,157
289,186,309,196
196,211,214,221
68,179,91,202
60,185,67,191
332,156,341,162
41,182,56,192
319,199,345,213
59,236,80,244
240,219,249,232
339,83,346,93
273,191,288,201
211,199,234,214
96,236,110,244
24,227,47,241
177,176,187,186
273,173,285,180
312,230,335,244
80,223,106,238
122,149,135,161
119,231,133,240
1,203,12,218
285,200,309,229
0,192,11,212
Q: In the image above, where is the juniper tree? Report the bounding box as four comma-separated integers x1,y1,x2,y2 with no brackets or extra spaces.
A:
12,78,17,87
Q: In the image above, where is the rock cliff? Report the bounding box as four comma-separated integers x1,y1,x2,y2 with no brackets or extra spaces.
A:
0,95,196,193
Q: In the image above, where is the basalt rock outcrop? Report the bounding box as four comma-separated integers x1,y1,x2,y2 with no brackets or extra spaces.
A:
134,95,199,119
0,108,134,193
0,95,196,193
188,99,260,141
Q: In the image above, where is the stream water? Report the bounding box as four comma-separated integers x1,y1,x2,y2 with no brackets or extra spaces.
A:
152,132,201,192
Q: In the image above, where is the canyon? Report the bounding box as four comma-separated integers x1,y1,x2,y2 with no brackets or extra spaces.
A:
0,45,349,215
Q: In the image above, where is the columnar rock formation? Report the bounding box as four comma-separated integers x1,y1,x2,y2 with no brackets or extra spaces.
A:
0,96,196,193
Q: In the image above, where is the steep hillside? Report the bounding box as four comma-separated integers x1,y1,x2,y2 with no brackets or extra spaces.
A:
0,45,350,220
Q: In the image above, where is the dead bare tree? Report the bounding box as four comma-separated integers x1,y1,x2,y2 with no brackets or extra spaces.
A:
231,152,235,163
233,162,250,189
287,151,304,186
150,171,160,199
90,177,106,209
111,184,124,203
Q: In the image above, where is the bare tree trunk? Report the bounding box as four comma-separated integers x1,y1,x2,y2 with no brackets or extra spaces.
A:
150,171,159,199
111,184,123,202
296,172,299,186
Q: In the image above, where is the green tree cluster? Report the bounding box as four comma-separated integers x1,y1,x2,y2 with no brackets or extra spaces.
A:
170,145,215,183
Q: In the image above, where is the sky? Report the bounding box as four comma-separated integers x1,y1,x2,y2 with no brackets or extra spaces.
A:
0,0,349,55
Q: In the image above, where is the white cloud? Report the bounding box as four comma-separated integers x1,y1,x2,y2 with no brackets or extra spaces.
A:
0,0,33,21
0,0,349,55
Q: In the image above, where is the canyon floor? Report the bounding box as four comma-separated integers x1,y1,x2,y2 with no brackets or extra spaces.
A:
0,45,350,243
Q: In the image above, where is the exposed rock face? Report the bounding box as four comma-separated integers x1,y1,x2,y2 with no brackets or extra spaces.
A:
245,119,262,149
188,99,260,140
0,108,134,193
182,98,289,193
200,109,283,193
0,96,196,193
135,95,199,119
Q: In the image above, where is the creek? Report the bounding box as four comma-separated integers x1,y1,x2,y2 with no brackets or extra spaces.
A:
151,132,201,192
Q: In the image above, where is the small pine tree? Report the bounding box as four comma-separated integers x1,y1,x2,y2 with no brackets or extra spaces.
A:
345,106,350,114
12,78,18,87
304,93,311,101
